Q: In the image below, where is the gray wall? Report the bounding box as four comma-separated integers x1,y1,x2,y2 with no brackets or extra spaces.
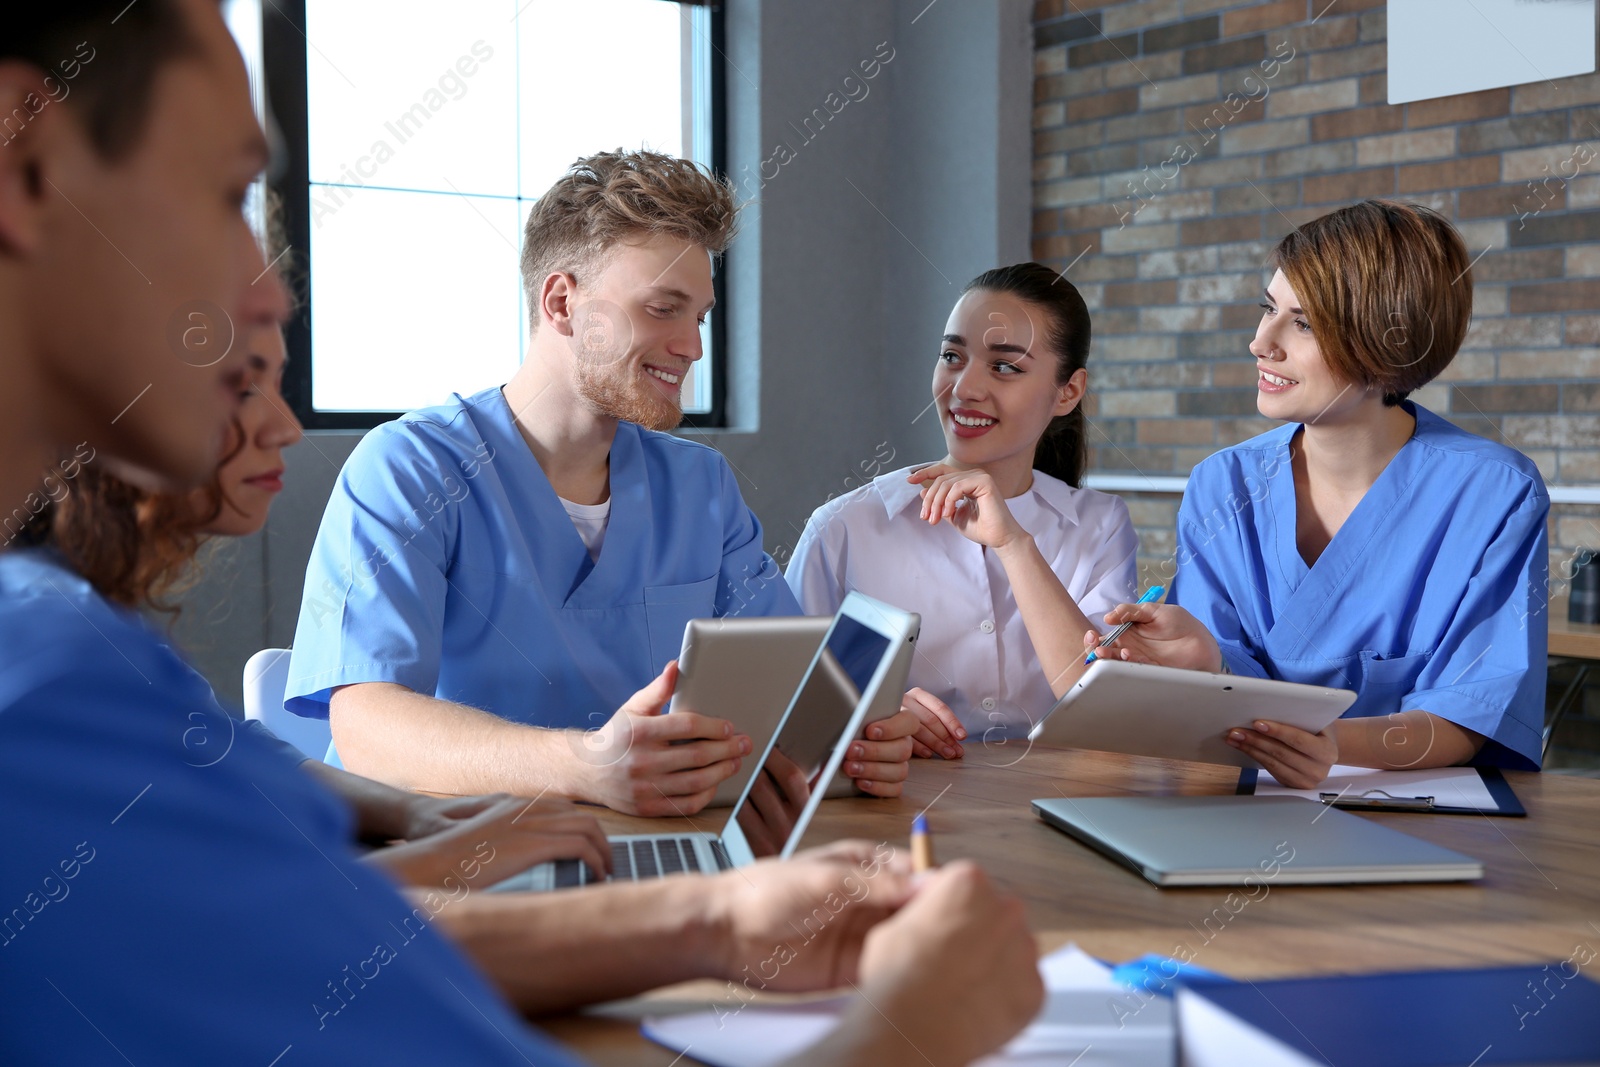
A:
178,0,1033,707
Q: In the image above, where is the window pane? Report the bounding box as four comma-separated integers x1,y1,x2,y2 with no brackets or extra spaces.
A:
306,1,518,198
224,0,268,238
298,0,715,416
515,0,687,197
685,315,711,412
310,187,522,411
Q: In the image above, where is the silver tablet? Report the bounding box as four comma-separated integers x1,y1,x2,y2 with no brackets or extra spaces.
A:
729,592,920,858
489,595,922,892
1028,659,1356,768
669,616,831,808
669,608,919,808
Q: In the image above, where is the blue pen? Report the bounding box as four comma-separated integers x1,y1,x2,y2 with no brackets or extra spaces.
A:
1085,585,1165,665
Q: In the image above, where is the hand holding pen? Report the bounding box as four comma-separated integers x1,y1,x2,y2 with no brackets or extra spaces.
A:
1084,586,1164,665
1081,589,1227,672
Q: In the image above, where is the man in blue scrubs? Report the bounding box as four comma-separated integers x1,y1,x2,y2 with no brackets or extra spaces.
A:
285,151,919,812
0,3,580,1061
0,4,1041,1063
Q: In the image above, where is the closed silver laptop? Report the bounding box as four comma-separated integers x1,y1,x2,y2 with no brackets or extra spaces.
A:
1032,795,1483,887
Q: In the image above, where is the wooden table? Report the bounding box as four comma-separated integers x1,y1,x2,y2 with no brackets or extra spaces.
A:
1546,596,1600,755
1550,595,1600,661
541,746,1600,1065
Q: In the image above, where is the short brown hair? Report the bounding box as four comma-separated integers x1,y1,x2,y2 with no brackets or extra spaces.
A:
519,149,738,329
1272,199,1472,405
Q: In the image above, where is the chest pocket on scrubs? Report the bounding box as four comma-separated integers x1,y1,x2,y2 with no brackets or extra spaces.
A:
643,576,720,669
1356,649,1430,717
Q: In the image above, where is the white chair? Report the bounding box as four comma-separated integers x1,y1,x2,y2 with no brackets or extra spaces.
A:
243,648,332,761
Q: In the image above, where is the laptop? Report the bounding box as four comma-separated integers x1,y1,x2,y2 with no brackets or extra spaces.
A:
489,592,919,892
1031,795,1484,886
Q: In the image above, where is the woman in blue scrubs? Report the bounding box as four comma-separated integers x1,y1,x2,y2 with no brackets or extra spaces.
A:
1088,200,1548,788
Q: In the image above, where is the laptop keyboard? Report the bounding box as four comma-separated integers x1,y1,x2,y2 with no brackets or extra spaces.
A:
552,836,731,888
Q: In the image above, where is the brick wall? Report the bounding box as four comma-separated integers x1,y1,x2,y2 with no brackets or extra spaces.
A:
1031,0,1600,594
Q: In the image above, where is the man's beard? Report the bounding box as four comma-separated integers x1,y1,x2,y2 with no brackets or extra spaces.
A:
573,356,683,432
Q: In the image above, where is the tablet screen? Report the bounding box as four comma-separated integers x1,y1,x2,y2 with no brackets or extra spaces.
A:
733,614,889,857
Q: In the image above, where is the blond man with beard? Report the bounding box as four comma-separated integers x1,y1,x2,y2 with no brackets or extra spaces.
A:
287,151,920,815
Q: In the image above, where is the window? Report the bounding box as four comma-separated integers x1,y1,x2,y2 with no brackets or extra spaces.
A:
253,0,726,429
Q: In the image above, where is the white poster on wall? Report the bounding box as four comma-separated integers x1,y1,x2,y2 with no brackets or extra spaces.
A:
1388,0,1596,105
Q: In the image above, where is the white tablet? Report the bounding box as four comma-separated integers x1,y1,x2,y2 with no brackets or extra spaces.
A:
1027,659,1356,768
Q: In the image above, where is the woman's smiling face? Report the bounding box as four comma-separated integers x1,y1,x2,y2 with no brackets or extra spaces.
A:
932,288,1082,475
1252,269,1369,426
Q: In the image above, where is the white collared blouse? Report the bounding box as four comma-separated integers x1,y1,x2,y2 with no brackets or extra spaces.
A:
785,465,1138,739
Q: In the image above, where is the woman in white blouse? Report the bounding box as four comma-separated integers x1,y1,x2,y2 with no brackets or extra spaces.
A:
786,262,1138,759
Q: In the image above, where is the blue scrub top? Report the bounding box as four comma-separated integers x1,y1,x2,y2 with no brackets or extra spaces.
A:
0,549,585,1065
243,714,311,764
286,387,797,739
1171,404,1548,770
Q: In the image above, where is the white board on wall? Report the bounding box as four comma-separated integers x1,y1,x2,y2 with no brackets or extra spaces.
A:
1388,0,1596,105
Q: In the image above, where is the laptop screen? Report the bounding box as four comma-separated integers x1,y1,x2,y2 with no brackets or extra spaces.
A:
729,613,891,858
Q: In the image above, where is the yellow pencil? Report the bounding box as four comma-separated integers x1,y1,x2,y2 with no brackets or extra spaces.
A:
911,813,936,872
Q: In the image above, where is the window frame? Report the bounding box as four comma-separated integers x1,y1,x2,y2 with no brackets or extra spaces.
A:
263,0,729,431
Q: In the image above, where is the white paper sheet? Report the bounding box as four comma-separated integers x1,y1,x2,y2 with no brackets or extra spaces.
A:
642,944,1174,1067
1175,989,1318,1067
641,997,849,1067
1255,764,1498,811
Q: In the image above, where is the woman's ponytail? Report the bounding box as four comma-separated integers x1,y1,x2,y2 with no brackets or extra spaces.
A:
1033,406,1086,488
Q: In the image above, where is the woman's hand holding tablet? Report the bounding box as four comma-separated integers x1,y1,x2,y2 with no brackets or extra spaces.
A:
1083,603,1341,784
1083,601,1489,786
900,687,967,760
1225,719,1339,789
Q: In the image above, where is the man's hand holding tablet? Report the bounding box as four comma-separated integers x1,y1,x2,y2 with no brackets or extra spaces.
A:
578,662,754,817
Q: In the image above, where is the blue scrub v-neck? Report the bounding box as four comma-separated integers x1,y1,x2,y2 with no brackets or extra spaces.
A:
1172,403,1548,769
484,387,648,608
1264,415,1422,656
